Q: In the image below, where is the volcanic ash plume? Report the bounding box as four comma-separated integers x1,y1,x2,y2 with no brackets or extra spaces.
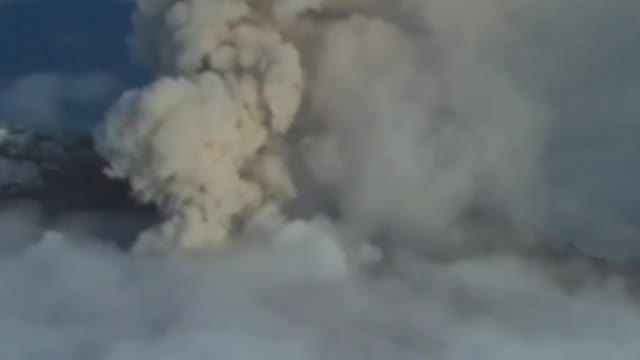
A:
95,0,547,256
95,0,303,252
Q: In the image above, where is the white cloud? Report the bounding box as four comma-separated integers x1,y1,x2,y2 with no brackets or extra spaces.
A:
0,217,639,360
0,72,122,132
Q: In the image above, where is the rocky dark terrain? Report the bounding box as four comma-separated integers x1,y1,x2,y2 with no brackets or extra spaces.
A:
0,124,156,250
0,124,152,213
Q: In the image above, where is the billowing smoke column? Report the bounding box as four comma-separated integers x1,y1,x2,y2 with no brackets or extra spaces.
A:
96,0,547,256
95,0,305,252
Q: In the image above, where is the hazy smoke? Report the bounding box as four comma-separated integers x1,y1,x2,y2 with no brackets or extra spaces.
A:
299,8,547,258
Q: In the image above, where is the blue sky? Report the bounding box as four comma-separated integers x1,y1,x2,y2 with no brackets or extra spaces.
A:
0,0,142,133
0,0,134,81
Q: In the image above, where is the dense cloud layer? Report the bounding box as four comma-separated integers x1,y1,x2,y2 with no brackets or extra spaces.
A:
1,212,640,359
